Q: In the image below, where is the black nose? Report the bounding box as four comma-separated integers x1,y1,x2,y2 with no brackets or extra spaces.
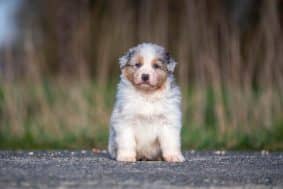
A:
141,74,149,81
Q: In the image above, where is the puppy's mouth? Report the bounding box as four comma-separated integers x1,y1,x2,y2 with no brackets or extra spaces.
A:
136,82,156,89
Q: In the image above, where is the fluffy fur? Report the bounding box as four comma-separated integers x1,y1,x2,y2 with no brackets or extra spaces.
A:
108,43,184,162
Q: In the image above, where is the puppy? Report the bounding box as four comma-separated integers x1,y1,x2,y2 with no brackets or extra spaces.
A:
108,43,184,162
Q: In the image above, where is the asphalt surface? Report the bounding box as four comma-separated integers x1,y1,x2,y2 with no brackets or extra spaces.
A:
0,151,282,189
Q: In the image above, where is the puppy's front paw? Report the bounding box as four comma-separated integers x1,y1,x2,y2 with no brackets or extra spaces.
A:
117,152,136,162
163,153,185,162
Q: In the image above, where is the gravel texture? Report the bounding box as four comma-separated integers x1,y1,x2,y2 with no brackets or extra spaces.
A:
0,151,282,189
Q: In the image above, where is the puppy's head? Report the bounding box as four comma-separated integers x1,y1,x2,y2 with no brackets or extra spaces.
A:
119,43,176,92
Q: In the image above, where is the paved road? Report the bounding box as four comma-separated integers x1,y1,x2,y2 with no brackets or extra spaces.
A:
0,151,282,189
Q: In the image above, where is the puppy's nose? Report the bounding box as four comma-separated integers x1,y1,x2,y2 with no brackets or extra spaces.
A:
141,74,149,82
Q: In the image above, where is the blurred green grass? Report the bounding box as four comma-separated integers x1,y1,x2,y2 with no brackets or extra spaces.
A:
0,80,282,150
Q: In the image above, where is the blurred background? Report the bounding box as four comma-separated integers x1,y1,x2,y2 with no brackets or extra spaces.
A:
0,0,282,150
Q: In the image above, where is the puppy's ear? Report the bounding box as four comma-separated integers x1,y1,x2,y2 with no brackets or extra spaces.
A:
119,48,136,69
165,52,177,73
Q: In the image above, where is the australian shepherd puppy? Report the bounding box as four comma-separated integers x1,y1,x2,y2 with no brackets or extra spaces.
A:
108,43,184,162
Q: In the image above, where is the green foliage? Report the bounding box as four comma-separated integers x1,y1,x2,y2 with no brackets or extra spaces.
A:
0,81,282,151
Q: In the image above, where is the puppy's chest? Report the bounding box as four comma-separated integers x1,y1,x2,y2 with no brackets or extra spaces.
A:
125,97,167,120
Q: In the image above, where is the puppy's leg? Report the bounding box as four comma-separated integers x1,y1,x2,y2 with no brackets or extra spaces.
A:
116,126,136,162
159,126,185,162
108,127,117,159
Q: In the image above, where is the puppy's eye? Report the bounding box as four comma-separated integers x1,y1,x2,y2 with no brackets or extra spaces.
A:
135,63,142,68
152,64,160,69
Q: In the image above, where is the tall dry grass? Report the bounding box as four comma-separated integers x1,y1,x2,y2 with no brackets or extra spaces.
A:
0,0,282,149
